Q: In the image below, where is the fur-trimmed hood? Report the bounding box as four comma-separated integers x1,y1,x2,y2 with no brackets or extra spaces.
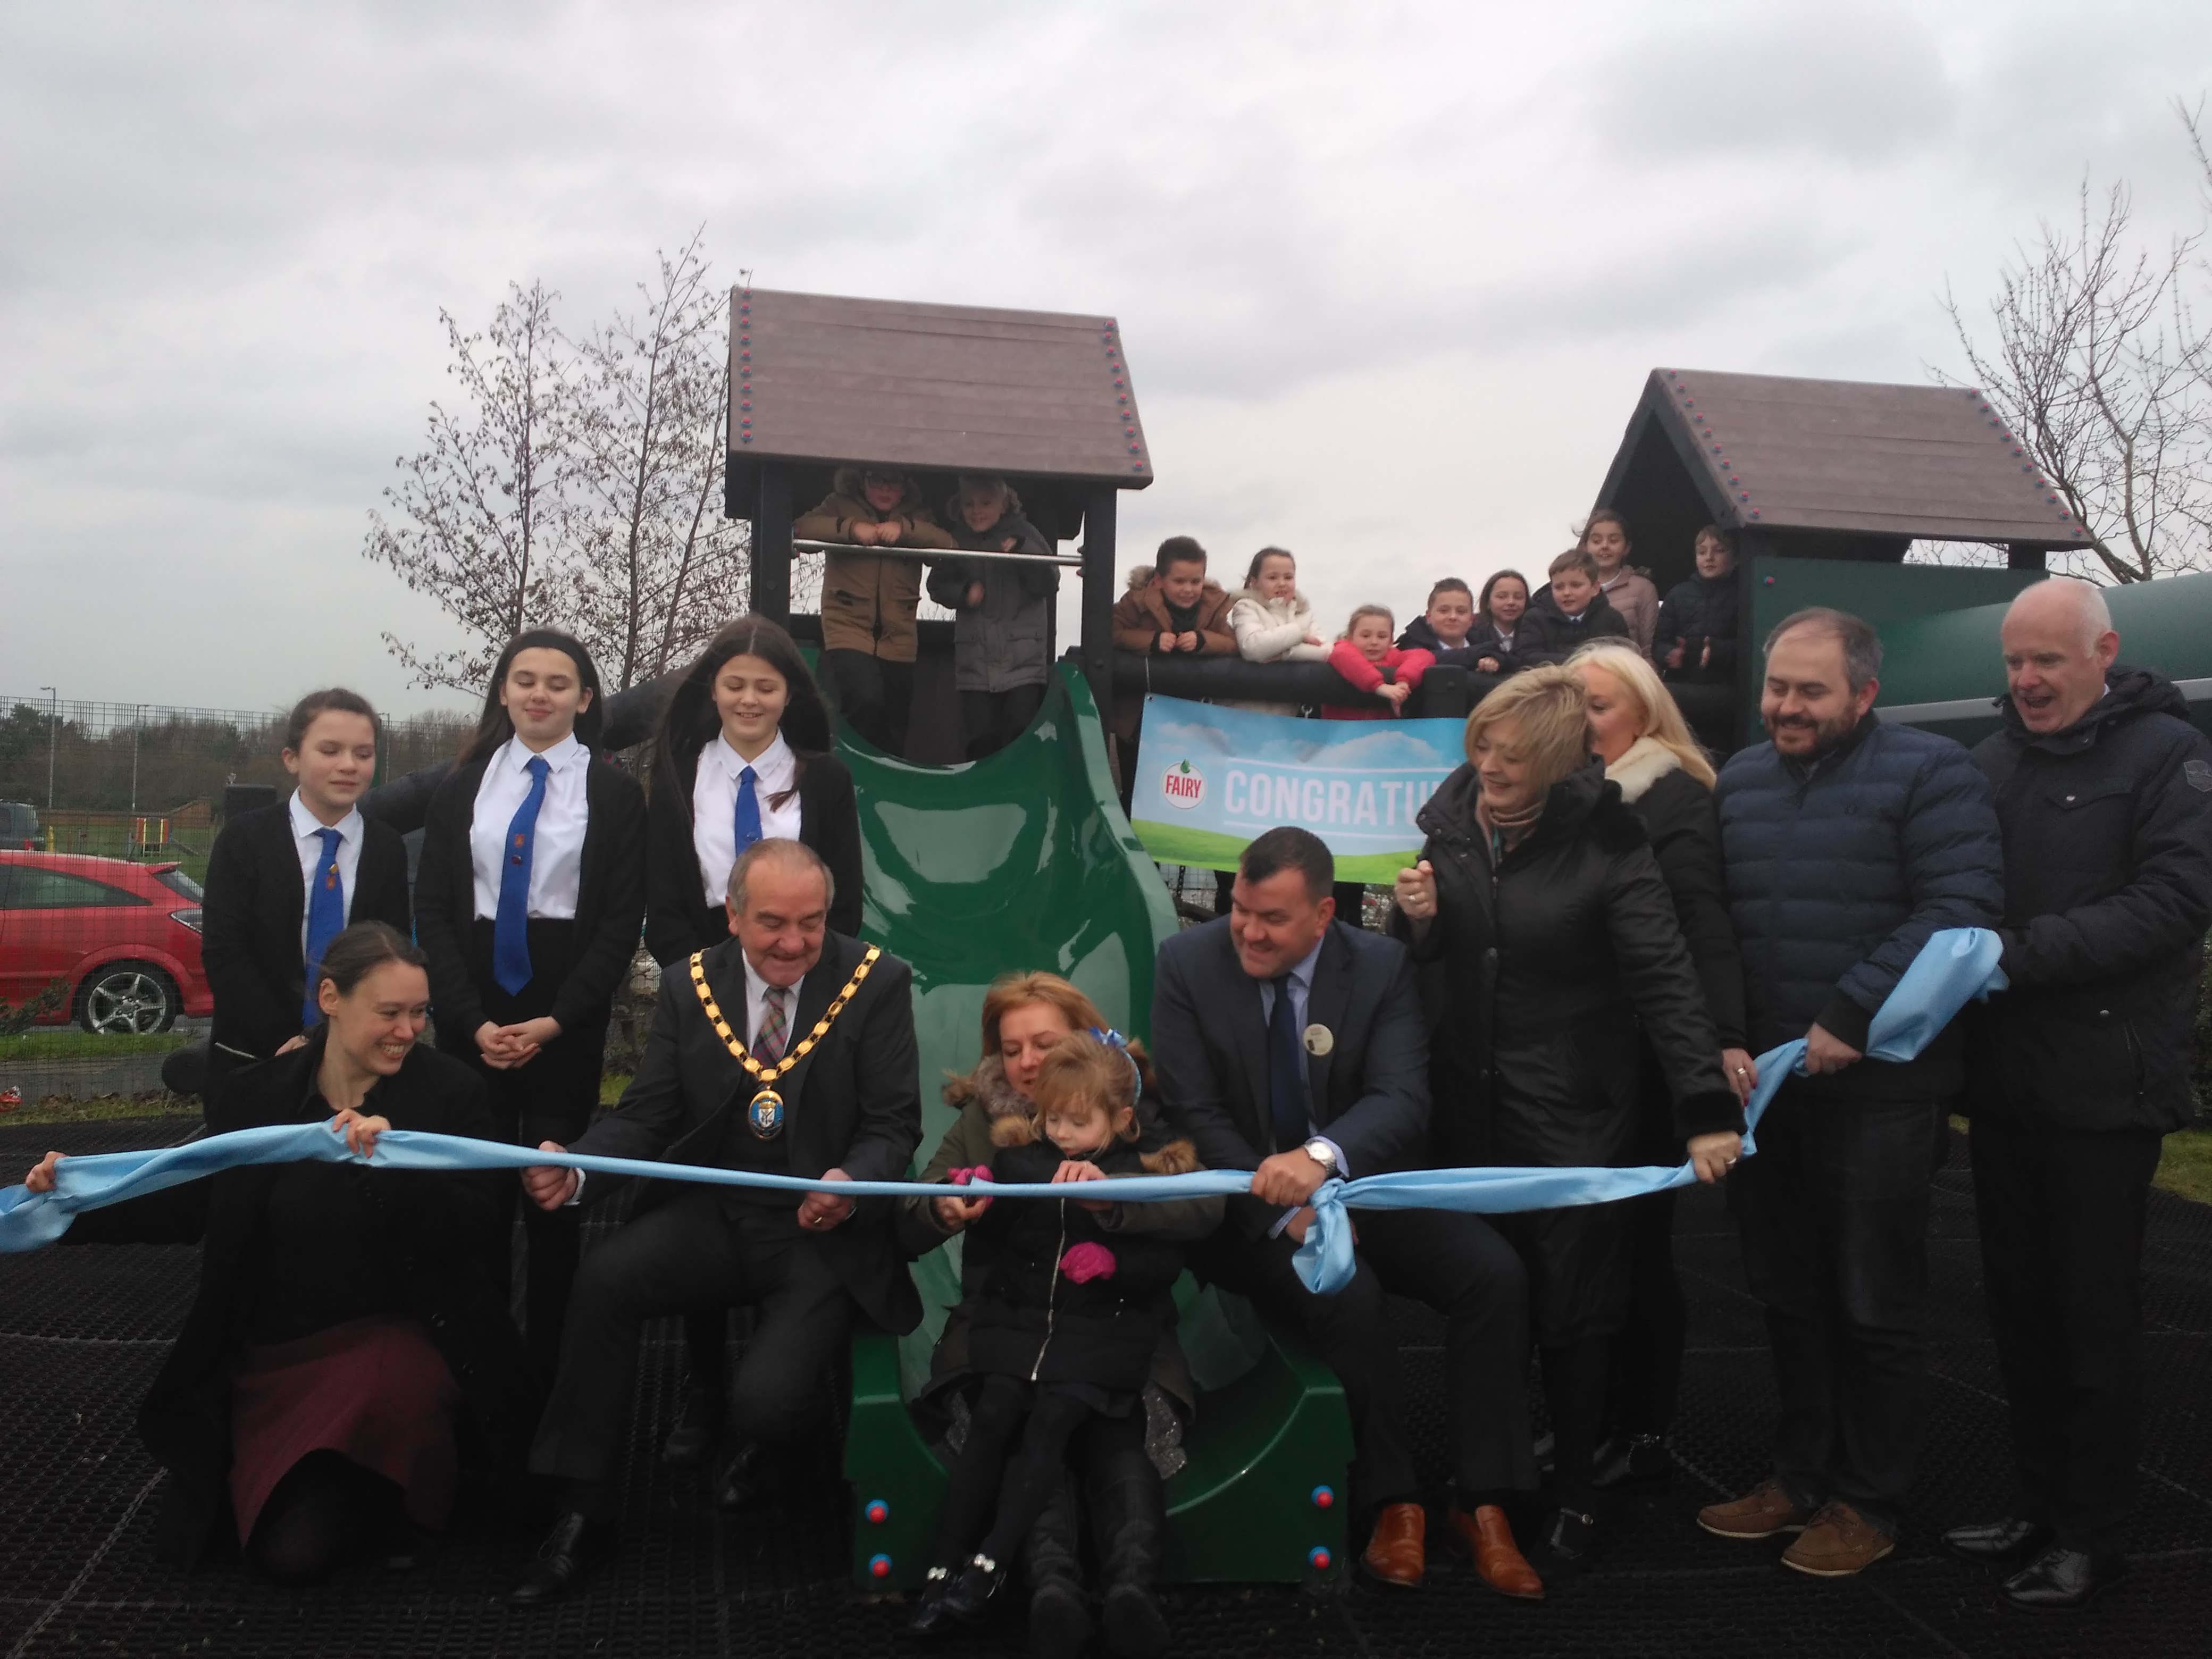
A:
1605,734,1683,805
942,1052,1033,1122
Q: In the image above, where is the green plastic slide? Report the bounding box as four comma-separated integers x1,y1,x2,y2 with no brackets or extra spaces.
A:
840,664,1353,1588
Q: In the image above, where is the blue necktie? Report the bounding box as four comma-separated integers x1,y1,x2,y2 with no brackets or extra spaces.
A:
733,765,763,858
493,756,550,996
1268,974,1307,1155
301,826,345,1027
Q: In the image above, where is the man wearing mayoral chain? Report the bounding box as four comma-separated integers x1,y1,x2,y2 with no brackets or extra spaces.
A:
510,838,921,1603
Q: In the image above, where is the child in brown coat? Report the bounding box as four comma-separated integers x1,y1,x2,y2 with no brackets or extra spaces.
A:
793,465,955,755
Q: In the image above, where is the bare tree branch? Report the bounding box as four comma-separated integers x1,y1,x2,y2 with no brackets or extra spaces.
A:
363,280,577,687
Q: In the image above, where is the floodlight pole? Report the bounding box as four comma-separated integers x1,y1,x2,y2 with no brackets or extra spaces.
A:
39,686,56,809
130,706,143,816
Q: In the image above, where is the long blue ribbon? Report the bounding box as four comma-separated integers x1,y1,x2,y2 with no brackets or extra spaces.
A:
0,929,2007,1295
1289,925,2006,1292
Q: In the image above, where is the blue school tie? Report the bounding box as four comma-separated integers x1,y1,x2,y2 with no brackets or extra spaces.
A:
733,765,763,857
301,827,345,1027
1268,975,1308,1154
493,757,550,995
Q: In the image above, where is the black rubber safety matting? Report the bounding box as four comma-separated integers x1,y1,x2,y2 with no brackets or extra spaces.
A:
3,1118,2209,1657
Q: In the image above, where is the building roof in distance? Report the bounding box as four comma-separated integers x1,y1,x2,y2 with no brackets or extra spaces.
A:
1603,367,2091,547
730,287,1152,488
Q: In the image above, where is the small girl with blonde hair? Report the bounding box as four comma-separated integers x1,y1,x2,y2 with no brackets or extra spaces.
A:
1322,604,1435,720
910,1034,1218,1646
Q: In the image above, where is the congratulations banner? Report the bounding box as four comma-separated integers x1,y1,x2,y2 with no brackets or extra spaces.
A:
1129,694,1464,882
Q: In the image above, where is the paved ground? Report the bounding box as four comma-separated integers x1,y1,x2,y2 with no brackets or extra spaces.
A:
3,1116,2208,1657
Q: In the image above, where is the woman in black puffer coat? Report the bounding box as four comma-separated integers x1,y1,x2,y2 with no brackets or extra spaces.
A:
1393,665,1740,1566
1571,644,1754,1489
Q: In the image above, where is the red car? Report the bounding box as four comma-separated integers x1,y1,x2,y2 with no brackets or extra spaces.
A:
0,851,213,1034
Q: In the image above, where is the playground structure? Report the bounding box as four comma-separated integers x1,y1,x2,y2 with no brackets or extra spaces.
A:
370,289,2212,1592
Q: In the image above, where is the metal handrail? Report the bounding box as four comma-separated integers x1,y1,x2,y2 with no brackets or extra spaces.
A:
790,538,1086,569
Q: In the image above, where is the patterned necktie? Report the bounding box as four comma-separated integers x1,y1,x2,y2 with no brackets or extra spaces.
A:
493,756,550,995
301,826,346,1026
1268,974,1307,1154
734,765,763,858
756,984,791,1063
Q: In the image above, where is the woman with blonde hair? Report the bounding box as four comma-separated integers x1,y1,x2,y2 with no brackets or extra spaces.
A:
896,970,1207,1659
1565,643,1752,1492
1392,665,1740,1571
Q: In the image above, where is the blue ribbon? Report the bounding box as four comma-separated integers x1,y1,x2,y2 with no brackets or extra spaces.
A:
0,930,2008,1292
1288,925,2007,1292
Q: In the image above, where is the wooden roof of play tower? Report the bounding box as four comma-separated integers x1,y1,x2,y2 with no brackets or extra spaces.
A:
724,287,1155,489
1596,367,2093,560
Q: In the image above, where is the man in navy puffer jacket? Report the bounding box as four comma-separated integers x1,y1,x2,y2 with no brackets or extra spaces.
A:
1699,607,2002,1579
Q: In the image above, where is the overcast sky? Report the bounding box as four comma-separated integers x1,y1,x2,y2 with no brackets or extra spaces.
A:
4,1,2208,716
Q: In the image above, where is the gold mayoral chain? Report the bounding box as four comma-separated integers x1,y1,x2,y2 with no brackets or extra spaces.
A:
689,945,882,1139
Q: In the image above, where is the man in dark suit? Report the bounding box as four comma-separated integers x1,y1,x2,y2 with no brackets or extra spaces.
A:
1151,827,1537,1595
510,838,921,1603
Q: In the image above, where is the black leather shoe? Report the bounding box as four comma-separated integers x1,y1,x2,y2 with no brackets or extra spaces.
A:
1944,1517,2053,1565
1591,1433,1672,1490
1539,1507,1599,1572
1532,1430,1555,1474
661,1385,722,1468
909,1568,959,1638
509,1511,609,1605
714,1440,769,1512
2002,1545,2125,1611
940,1553,1009,1624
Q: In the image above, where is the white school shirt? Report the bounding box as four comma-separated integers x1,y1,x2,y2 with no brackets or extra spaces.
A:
288,792,364,952
692,731,803,906
470,733,589,920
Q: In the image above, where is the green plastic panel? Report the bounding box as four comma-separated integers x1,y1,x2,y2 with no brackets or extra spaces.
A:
1866,569,2212,747
836,664,1351,1588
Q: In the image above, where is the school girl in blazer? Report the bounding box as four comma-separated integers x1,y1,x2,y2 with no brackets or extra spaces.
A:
644,616,862,960
413,630,648,1379
643,615,864,1469
201,689,412,1093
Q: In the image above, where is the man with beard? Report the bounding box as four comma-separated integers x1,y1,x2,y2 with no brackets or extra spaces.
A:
1698,608,2001,1578
1945,580,2212,1609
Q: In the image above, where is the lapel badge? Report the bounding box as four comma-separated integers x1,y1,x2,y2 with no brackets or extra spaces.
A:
1302,1024,1333,1057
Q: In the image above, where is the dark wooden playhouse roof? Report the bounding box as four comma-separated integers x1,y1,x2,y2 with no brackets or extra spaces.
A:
727,287,1153,487
1597,368,2092,549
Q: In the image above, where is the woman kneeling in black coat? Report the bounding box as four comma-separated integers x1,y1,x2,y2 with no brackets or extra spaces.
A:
1392,665,1741,1566
22,923,530,1584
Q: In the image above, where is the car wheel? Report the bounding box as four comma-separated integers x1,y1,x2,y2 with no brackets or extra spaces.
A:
78,963,180,1035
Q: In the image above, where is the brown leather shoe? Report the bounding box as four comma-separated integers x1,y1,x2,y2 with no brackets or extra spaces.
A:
1781,1501,1895,1578
1697,1479,1812,1540
1361,1502,1426,1588
1444,1505,1544,1601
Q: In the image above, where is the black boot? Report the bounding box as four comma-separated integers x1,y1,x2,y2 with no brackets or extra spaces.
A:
661,1381,722,1469
1091,1447,1168,1659
1591,1432,1672,1490
1025,1470,1094,1659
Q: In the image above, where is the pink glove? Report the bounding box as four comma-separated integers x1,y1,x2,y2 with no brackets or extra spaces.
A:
1059,1242,1118,1284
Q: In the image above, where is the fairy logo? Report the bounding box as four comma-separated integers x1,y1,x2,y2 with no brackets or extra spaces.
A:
1161,759,1205,810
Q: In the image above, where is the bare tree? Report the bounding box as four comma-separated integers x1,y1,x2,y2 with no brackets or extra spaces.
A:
1941,111,2211,583
363,280,576,688
565,233,748,690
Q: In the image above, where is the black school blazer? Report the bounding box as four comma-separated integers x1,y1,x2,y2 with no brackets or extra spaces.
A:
644,742,863,962
200,802,412,1061
413,749,649,1042
573,929,921,1334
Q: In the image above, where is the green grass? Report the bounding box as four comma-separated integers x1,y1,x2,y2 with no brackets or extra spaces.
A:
1132,819,1417,884
2157,1129,2212,1207
0,1029,194,1060
0,1091,198,1128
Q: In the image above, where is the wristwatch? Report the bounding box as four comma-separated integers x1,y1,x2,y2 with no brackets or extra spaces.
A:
1302,1138,1338,1175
